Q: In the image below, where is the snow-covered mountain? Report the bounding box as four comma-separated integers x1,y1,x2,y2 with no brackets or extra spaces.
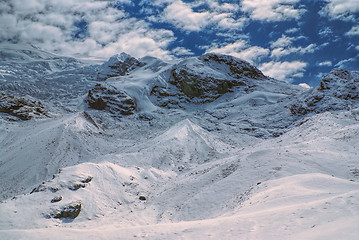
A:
0,44,358,239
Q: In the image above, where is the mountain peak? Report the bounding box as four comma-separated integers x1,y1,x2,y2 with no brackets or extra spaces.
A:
97,53,146,81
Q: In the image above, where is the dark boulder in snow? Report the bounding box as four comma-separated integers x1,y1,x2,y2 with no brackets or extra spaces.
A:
290,69,359,116
0,92,49,120
97,53,145,81
51,196,63,203
51,201,81,219
86,83,136,116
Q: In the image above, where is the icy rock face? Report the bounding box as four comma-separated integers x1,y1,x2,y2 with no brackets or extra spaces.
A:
290,69,359,115
86,83,136,116
166,53,267,103
0,92,49,120
97,53,145,81
199,53,266,80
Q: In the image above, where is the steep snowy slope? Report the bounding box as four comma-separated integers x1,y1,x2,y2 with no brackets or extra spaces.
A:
0,43,358,239
0,113,115,200
1,110,358,239
0,43,99,113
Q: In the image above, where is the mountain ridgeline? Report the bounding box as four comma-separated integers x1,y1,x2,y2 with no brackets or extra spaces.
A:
1,44,359,239
0,45,358,139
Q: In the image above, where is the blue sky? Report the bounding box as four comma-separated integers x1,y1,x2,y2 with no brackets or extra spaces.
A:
0,0,358,86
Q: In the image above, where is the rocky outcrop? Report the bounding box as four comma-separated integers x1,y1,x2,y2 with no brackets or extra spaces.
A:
97,53,145,81
51,201,81,219
290,69,359,116
160,53,268,104
199,53,267,80
0,92,49,120
86,83,136,116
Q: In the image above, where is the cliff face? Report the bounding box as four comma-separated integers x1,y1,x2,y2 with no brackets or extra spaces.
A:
290,69,359,116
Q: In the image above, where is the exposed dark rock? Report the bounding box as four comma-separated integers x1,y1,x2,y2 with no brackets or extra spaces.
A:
166,53,267,103
199,53,266,80
0,92,48,120
290,69,359,116
139,196,146,201
170,67,240,100
68,183,86,191
49,187,59,193
30,184,46,194
86,83,136,116
81,176,93,183
97,53,145,81
51,196,63,203
51,201,81,219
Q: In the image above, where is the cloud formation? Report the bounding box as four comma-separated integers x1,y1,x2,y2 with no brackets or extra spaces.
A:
269,35,317,59
259,61,307,82
205,40,270,64
162,1,210,31
0,0,175,59
241,0,306,21
157,0,246,32
318,61,333,67
345,26,359,36
322,0,359,20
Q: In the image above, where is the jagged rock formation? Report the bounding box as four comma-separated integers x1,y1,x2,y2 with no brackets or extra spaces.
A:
290,69,359,116
86,83,136,116
97,53,145,81
0,92,49,120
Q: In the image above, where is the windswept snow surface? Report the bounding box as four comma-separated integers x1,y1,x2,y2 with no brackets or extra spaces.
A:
0,44,358,239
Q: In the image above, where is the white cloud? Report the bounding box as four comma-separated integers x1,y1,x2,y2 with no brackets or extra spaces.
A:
205,40,270,64
216,15,247,30
285,27,300,34
0,0,176,60
318,61,333,67
335,58,357,69
298,83,311,89
321,0,359,20
162,1,210,31
345,26,359,36
259,61,307,82
171,47,194,56
206,1,240,12
270,35,293,48
319,27,333,38
271,44,316,59
269,35,317,59
241,0,306,22
158,1,246,32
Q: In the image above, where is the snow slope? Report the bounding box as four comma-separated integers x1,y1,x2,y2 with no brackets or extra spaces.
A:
0,44,358,239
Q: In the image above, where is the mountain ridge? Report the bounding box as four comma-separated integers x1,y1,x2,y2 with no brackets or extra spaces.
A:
0,44,358,239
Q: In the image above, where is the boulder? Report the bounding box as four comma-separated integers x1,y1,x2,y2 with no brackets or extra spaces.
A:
51,201,81,219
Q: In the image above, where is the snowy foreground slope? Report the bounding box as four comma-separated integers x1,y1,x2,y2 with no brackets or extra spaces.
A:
0,44,358,239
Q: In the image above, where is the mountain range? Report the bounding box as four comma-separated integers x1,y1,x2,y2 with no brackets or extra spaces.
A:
0,43,358,239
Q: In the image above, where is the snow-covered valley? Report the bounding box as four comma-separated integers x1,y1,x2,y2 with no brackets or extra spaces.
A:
0,44,358,239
